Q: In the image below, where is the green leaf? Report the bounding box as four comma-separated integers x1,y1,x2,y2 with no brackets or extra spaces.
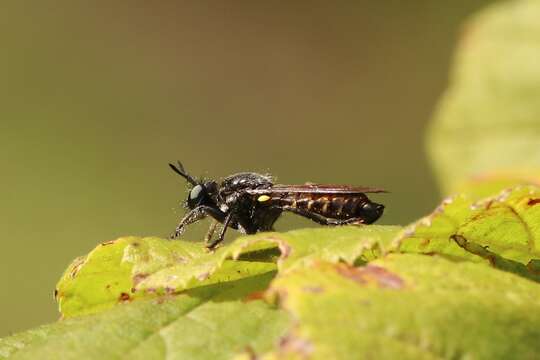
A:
395,185,540,281
427,0,540,196
56,236,277,317
136,226,401,294
2,274,290,360
262,254,540,359
56,226,401,318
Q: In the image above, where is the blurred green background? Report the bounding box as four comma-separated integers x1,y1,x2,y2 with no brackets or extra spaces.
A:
1,1,494,336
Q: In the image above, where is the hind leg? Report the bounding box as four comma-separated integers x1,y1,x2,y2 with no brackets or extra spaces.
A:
280,206,366,225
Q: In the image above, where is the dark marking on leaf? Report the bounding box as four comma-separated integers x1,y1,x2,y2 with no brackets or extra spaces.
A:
419,237,431,248
100,240,116,246
164,287,176,294
105,284,111,290
131,241,140,247
335,263,405,289
243,290,265,302
118,292,131,302
528,198,540,206
53,289,58,299
132,273,149,286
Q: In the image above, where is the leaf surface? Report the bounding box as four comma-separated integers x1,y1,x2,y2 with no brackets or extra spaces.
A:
395,186,540,281
262,254,540,359
56,226,401,318
2,274,289,360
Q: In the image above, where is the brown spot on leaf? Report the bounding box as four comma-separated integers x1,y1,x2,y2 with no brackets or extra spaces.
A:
131,241,140,247
105,284,111,290
118,292,131,302
335,263,404,289
164,287,176,294
100,240,116,246
419,237,431,247
244,291,265,302
53,289,58,299
528,198,540,206
132,273,149,286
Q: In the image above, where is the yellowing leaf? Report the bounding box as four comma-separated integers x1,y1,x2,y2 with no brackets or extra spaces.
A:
395,185,540,280
56,226,401,318
136,226,400,294
263,254,540,359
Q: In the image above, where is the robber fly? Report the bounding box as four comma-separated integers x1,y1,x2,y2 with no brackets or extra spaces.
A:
169,161,386,250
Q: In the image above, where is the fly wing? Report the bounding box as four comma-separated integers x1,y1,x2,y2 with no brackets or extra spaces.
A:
246,183,388,195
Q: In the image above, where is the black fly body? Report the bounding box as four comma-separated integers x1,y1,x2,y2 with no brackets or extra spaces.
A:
169,161,385,250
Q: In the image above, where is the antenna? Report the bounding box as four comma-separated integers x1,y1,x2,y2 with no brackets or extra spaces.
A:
168,161,198,186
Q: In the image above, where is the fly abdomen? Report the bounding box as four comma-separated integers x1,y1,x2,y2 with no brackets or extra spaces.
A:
321,195,369,219
266,193,370,220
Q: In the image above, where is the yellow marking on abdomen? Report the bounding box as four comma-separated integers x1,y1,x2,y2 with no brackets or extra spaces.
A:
257,195,271,202
322,201,329,214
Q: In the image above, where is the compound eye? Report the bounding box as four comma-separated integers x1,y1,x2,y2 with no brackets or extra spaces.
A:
189,185,204,201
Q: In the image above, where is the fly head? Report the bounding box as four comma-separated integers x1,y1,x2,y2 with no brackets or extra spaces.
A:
169,161,219,210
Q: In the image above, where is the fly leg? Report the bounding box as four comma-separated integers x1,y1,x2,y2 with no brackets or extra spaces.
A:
171,206,226,239
204,220,219,246
206,212,234,250
280,206,366,226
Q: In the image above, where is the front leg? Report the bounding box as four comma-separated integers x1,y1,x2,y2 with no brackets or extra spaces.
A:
171,206,226,239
